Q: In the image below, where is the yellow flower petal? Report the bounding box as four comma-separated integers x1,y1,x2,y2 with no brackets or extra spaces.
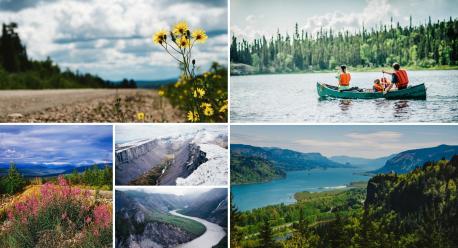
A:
192,28,208,43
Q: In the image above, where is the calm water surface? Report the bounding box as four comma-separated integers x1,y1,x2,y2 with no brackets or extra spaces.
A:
231,70,458,122
231,168,369,211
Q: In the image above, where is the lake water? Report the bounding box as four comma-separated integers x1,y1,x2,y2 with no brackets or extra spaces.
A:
231,70,458,122
231,168,370,211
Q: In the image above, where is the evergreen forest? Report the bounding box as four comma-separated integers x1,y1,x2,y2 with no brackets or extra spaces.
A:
230,17,458,74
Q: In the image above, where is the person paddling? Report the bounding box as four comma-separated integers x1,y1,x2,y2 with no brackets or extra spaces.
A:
382,63,409,92
337,65,351,91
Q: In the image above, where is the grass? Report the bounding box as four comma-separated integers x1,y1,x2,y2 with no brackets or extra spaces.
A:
148,211,206,236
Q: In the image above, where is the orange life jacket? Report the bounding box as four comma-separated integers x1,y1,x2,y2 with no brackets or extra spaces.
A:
339,73,351,86
373,83,383,92
394,69,409,88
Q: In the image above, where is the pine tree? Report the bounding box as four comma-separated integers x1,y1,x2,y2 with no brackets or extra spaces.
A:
260,218,276,248
3,162,26,194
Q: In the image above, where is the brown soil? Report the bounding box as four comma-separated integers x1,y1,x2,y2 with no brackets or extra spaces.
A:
0,89,184,122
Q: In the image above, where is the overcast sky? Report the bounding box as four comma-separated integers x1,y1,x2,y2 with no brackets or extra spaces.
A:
231,0,458,41
231,125,458,158
115,124,227,144
0,125,113,166
0,0,228,80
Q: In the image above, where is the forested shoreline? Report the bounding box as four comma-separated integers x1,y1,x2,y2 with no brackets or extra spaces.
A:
230,17,458,75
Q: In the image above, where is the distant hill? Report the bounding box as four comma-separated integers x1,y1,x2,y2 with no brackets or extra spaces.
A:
134,78,178,89
0,163,112,177
372,144,458,174
231,153,286,184
230,144,349,171
330,154,395,170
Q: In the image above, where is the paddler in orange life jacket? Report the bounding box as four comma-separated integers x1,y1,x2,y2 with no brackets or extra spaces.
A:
382,63,409,92
373,79,383,92
337,65,351,91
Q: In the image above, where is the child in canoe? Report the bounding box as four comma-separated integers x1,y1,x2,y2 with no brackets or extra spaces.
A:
373,77,391,92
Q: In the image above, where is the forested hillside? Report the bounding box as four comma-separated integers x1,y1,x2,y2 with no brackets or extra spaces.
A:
231,17,458,74
0,23,136,89
231,154,286,184
231,156,458,248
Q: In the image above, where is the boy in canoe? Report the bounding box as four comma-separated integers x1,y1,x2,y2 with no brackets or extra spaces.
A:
382,63,409,92
337,65,351,90
373,79,383,92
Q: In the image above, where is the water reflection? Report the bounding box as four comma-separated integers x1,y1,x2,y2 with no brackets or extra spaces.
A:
393,100,411,119
339,100,352,111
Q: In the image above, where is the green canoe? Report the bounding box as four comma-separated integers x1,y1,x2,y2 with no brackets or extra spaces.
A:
316,82,426,100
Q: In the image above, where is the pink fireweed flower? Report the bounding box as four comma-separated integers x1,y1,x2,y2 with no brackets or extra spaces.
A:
85,216,92,224
62,212,67,220
7,210,14,220
58,175,68,186
94,205,111,229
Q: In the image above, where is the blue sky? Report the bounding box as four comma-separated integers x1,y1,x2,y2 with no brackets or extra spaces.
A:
231,125,458,158
0,125,113,166
232,0,458,41
0,0,227,81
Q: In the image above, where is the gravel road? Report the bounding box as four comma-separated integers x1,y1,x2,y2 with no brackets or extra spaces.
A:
0,89,184,122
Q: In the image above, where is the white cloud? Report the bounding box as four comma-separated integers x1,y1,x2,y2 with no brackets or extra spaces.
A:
0,0,228,80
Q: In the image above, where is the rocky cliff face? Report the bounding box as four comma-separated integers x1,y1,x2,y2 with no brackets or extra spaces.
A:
157,143,208,185
117,222,195,248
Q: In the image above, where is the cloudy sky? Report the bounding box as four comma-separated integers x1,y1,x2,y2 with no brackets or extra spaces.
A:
0,0,228,80
231,125,458,158
115,124,227,144
0,125,113,166
231,0,458,41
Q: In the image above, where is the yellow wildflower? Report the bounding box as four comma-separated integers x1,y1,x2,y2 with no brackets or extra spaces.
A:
136,112,145,121
192,28,208,43
219,101,228,113
158,89,165,96
153,29,167,44
201,103,214,116
173,21,189,35
193,88,205,98
187,110,199,122
177,36,190,48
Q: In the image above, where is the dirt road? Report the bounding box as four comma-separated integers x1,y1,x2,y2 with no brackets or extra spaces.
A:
0,89,184,122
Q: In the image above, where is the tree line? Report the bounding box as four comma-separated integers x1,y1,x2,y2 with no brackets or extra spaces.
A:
231,17,458,74
0,23,137,89
231,156,458,247
0,162,113,195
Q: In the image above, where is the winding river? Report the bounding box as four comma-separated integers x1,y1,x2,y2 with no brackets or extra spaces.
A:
169,210,226,248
